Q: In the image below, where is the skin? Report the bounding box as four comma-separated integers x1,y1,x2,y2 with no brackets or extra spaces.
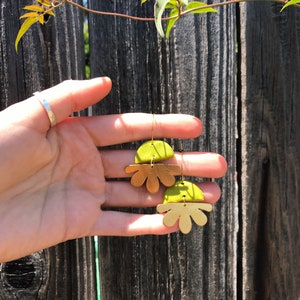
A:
0,77,227,263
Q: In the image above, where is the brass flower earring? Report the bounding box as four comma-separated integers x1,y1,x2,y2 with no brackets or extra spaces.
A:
157,152,213,234
125,115,180,194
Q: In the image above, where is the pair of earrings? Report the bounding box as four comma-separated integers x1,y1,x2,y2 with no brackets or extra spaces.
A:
125,116,213,234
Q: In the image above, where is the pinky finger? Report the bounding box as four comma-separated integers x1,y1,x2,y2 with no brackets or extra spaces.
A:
90,211,178,236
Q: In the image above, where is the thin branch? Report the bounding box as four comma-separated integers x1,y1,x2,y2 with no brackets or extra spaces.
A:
182,0,300,15
65,0,156,21
65,0,300,22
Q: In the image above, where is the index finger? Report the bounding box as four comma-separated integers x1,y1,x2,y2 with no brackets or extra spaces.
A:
3,77,112,132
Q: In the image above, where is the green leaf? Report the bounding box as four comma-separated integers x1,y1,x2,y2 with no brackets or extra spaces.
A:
185,1,217,13
166,0,178,7
280,0,300,11
181,0,189,6
165,3,178,9
23,5,45,12
15,17,39,52
155,0,171,38
166,8,179,39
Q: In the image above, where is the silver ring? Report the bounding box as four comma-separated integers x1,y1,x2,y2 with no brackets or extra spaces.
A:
34,92,57,127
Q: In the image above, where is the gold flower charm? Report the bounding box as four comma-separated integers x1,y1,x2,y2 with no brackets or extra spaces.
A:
157,180,213,234
125,164,180,194
125,140,180,193
157,202,213,234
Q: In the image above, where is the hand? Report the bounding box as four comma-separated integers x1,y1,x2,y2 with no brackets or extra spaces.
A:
0,77,227,262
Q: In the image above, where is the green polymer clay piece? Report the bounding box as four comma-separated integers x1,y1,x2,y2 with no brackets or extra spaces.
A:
163,180,204,204
134,140,175,163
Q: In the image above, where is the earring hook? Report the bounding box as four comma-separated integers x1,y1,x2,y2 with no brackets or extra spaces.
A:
179,147,186,204
179,140,185,182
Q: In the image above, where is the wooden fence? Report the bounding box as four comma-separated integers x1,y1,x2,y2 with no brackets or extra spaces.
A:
0,0,299,299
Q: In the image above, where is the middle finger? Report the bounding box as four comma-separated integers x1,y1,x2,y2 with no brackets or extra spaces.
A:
101,150,227,179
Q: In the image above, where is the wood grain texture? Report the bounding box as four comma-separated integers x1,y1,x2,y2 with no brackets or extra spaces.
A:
0,0,85,108
0,239,96,299
0,0,95,298
88,0,237,299
239,2,300,299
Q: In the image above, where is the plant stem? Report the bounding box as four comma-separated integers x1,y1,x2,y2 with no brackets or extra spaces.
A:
182,0,300,15
65,0,300,22
65,0,156,21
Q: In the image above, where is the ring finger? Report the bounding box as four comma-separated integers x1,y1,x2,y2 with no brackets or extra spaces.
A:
103,181,221,208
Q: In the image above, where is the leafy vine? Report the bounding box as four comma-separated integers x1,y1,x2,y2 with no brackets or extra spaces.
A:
15,0,300,51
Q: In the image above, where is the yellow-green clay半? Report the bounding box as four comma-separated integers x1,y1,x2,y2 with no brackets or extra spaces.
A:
134,140,175,163
163,180,204,203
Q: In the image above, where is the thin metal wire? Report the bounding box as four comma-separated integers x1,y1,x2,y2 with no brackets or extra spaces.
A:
151,113,155,143
179,147,187,204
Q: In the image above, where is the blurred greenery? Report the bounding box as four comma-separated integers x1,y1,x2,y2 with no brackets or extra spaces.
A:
84,20,90,79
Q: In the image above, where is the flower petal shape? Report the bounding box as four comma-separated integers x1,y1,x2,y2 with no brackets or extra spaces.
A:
125,164,180,194
179,212,192,234
129,168,148,187
161,209,181,227
146,172,160,194
190,207,208,226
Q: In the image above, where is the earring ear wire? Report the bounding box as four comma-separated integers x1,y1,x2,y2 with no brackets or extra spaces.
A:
151,113,155,143
179,148,184,182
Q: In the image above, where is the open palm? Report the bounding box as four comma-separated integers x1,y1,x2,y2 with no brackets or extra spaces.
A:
0,77,227,262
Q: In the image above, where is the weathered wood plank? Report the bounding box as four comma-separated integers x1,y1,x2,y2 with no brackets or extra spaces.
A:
88,1,237,298
0,239,96,299
239,2,300,299
0,0,85,108
0,0,95,298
